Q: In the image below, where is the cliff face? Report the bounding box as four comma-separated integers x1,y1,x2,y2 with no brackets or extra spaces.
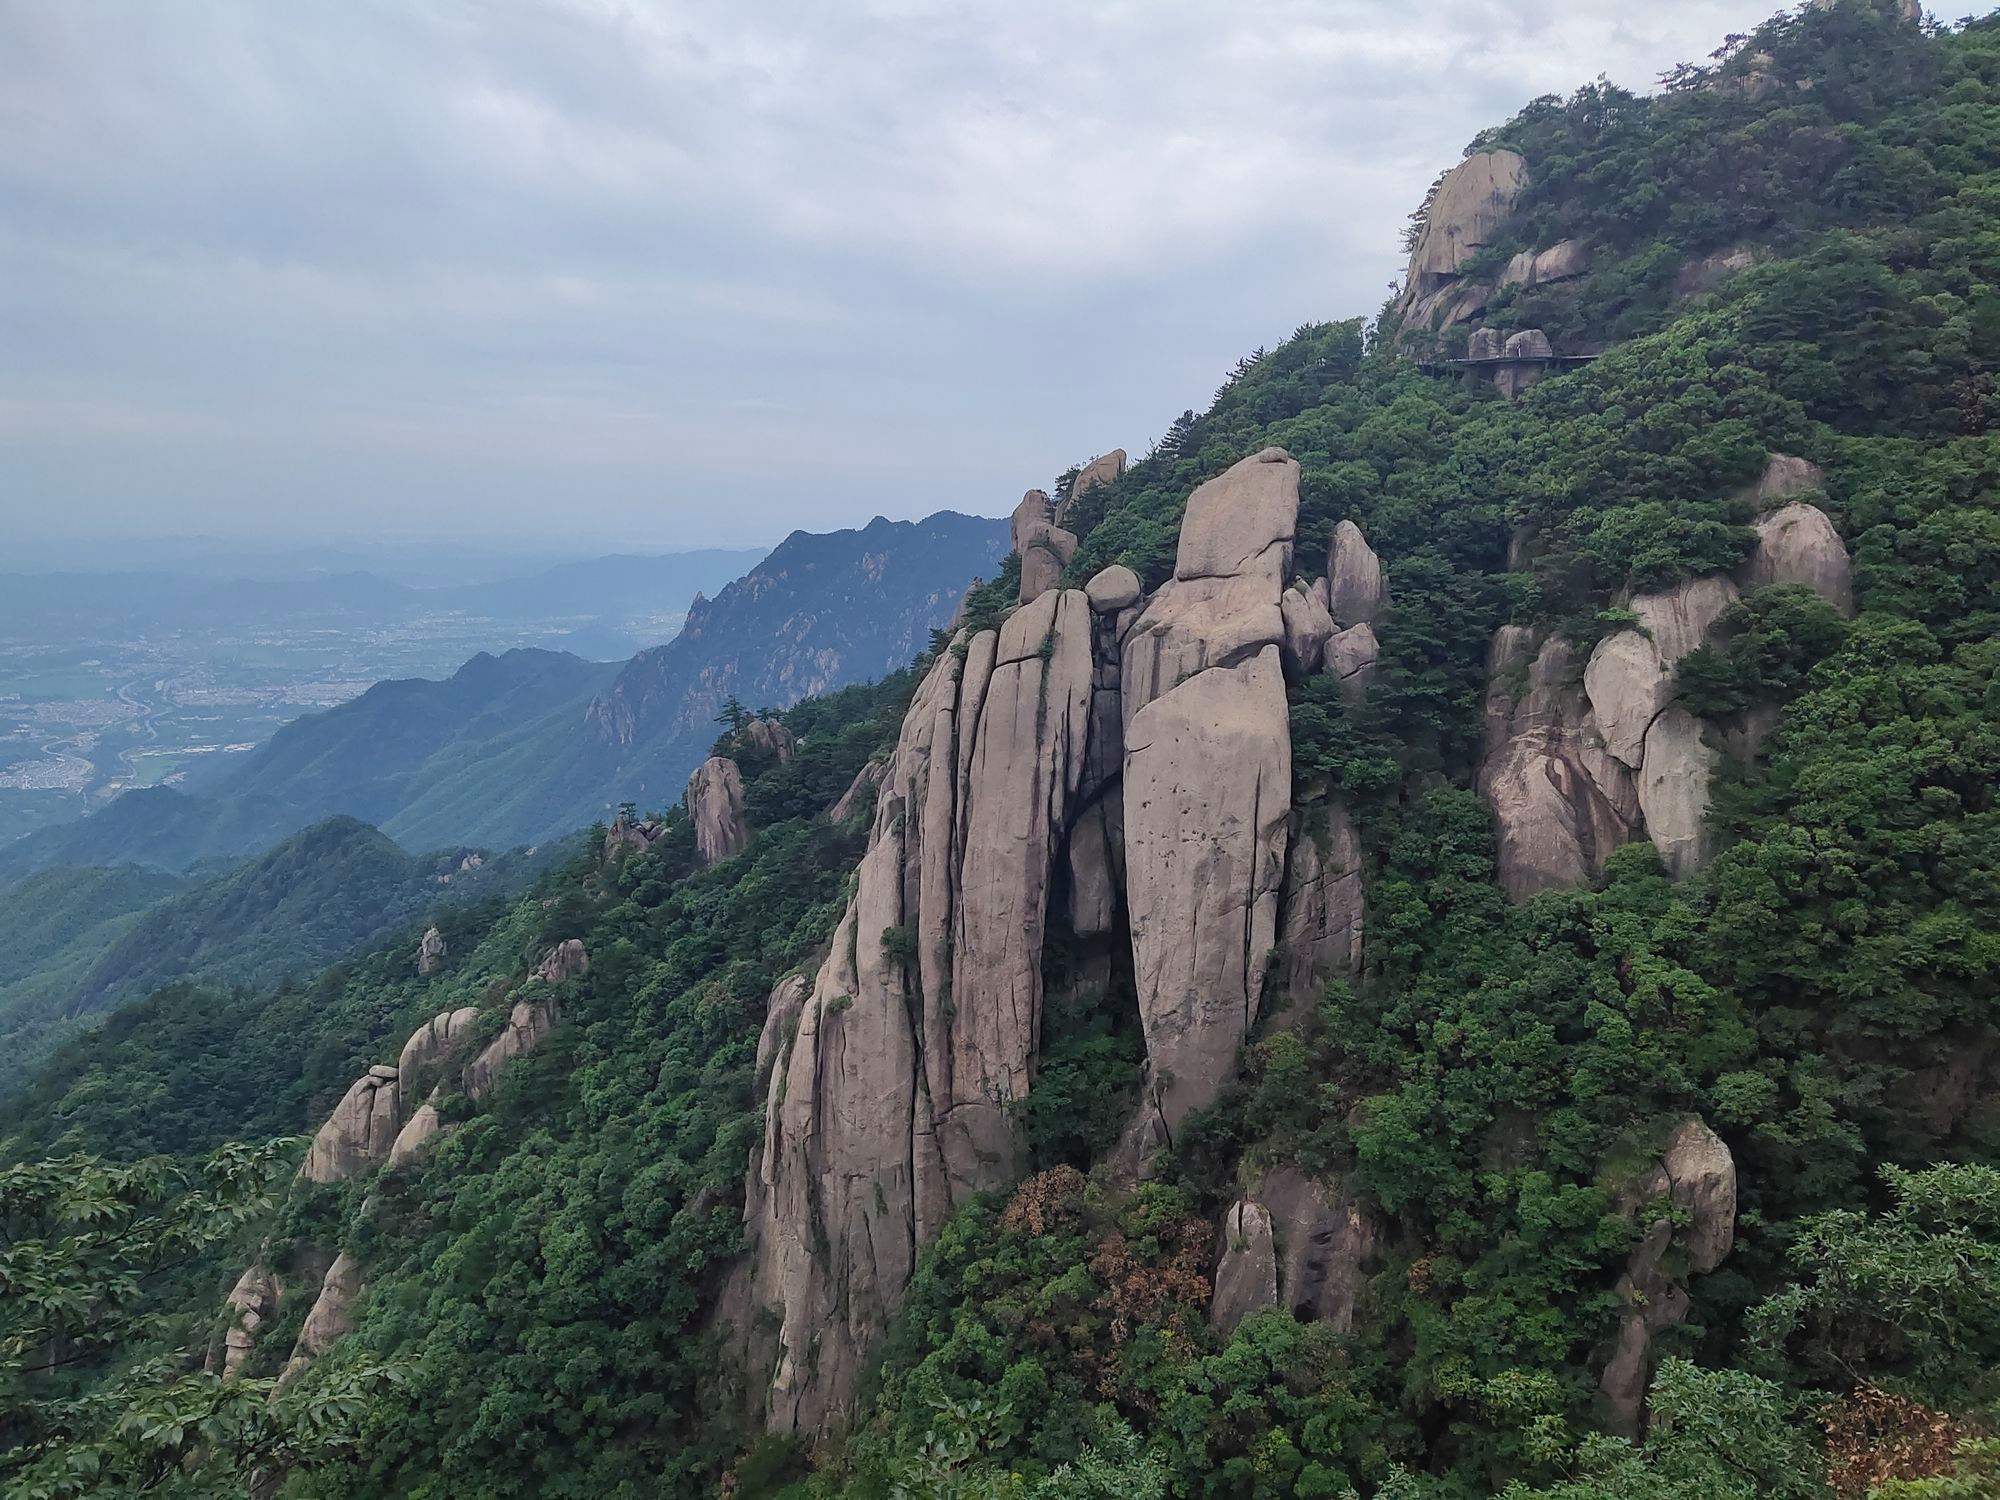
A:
737,448,1390,1431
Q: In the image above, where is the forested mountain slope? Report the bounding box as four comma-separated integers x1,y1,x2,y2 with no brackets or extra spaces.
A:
5,5,1996,1497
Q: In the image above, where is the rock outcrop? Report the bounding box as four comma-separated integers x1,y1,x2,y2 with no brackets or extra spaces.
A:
1746,502,1854,614
281,1251,362,1386
531,938,588,985
685,756,749,867
301,1069,402,1184
1280,583,1335,675
1209,1201,1279,1335
210,1263,281,1378
1584,576,1741,769
1012,489,1080,604
742,585,1096,1433
1258,1166,1381,1330
604,811,668,860
1599,1118,1737,1436
1494,328,1555,398
738,717,796,763
417,926,447,977
1061,449,1128,525
1501,239,1588,290
1479,628,1638,901
1637,707,1723,878
1116,449,1296,1168
397,1006,479,1077
1397,150,1530,334
1324,520,1387,629
464,997,561,1101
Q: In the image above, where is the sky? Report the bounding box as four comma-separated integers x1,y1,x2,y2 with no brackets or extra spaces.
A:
1,0,1802,556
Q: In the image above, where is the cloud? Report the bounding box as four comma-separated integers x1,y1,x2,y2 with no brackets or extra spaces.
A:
0,0,1798,552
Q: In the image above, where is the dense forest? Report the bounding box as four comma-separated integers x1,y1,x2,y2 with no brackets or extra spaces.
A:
3,3,1996,1497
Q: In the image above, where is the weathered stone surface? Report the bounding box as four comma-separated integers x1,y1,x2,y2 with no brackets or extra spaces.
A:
1062,449,1128,525
1326,623,1380,703
1749,452,1824,504
738,717,796,763
386,1101,443,1169
1276,792,1365,1012
211,1263,281,1378
1209,1201,1278,1335
1585,575,1740,768
463,997,560,1101
531,938,588,985
1504,328,1553,360
1467,326,1505,360
1599,1118,1736,1436
281,1251,361,1386
826,758,885,824
1174,448,1298,586
1479,628,1638,901
1280,583,1335,675
417,926,447,977
302,1071,402,1184
1325,519,1386,628
1259,1166,1380,1331
1084,564,1142,614
1119,648,1291,1166
744,592,1098,1432
1403,150,1530,294
396,1006,479,1078
1746,501,1853,614
1638,707,1721,878
604,812,667,860
1012,489,1080,604
754,974,812,1088
1501,242,1588,290
685,756,750,866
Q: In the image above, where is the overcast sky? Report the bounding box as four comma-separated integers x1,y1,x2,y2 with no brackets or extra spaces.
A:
2,0,1801,555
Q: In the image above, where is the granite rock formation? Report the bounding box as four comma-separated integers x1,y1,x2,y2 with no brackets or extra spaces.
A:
1396,150,1530,334
686,756,750,867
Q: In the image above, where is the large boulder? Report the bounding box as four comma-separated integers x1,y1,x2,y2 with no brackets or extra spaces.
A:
386,1102,444,1170
1172,447,1298,586
1084,564,1142,614
685,756,750,866
417,926,447,977
1209,1201,1279,1335
301,1070,402,1184
1746,501,1854,614
1325,520,1386,628
1325,623,1379,704
1402,150,1530,301
1060,448,1128,525
531,938,588,984
1280,583,1335,675
738,717,796,763
1584,575,1741,769
396,1006,479,1077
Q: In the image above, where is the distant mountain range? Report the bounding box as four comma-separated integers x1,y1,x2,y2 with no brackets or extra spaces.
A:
0,548,766,634
0,510,1007,876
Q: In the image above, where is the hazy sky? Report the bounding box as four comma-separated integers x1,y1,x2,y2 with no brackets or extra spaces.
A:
2,0,1798,554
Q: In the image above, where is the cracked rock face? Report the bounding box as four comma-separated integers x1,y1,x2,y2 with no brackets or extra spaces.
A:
1479,627,1638,901
397,1006,479,1078
417,926,447,976
1276,790,1365,1015
1061,449,1128,526
1638,707,1722,878
464,997,560,1101
686,756,750,866
743,589,1096,1433
1584,575,1741,769
1258,1166,1380,1331
210,1263,281,1378
302,1071,402,1184
738,717,796,763
1116,449,1296,1170
1398,150,1529,331
1280,583,1335,675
